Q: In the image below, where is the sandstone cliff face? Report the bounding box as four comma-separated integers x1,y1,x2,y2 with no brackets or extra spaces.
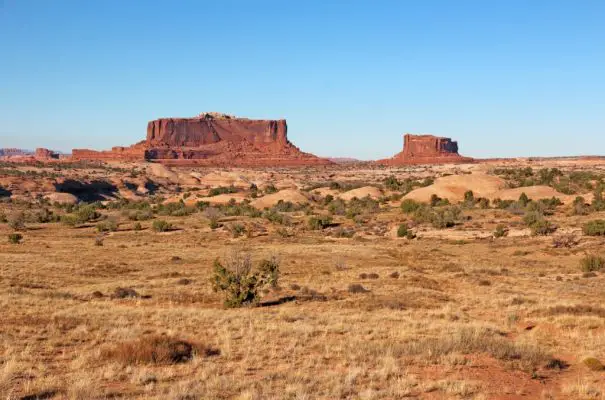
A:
73,113,330,166
378,134,474,165
147,114,289,148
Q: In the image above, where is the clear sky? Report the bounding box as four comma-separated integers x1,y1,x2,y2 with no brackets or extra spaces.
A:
1,0,604,159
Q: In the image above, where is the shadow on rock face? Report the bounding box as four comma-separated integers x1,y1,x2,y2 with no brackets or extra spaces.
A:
0,186,11,197
54,179,118,202
144,180,160,195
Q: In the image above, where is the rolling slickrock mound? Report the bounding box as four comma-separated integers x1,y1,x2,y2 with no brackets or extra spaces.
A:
73,112,331,167
378,134,474,165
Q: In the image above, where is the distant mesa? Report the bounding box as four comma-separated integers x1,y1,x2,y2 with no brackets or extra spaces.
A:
378,134,474,165
0,148,61,161
72,112,332,166
0,148,32,157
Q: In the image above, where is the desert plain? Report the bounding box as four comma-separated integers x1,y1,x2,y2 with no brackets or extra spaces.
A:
2,158,605,399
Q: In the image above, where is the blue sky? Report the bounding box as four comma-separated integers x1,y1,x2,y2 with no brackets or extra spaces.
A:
1,0,604,159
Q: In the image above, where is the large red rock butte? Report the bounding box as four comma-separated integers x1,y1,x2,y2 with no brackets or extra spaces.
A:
378,134,474,165
73,112,331,166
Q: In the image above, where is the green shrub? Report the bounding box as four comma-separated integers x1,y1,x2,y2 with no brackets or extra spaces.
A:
346,196,379,219
518,192,530,207
308,215,332,230
327,198,346,215
530,219,556,236
75,205,101,222
97,219,118,232
211,252,280,308
27,208,59,223
400,199,421,214
478,198,490,209
208,186,238,197
156,202,196,217
127,210,154,221
397,224,415,239
228,223,247,238
264,184,278,194
583,220,605,236
7,212,26,231
8,233,22,244
430,194,450,207
217,200,261,218
580,254,605,272
152,219,173,232
592,185,605,211
262,209,291,225
133,222,142,231
493,225,508,238
195,201,210,211
573,196,589,216
384,175,402,191
464,190,475,203
493,198,515,209
60,214,80,227
523,211,544,227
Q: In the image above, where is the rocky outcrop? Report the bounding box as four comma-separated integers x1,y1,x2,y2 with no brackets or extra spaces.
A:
72,145,146,162
73,112,331,166
35,148,59,160
378,134,474,165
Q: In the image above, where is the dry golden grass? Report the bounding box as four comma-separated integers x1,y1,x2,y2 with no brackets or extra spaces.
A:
1,161,605,399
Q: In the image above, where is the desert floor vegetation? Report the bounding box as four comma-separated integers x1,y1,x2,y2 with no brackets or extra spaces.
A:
1,160,605,399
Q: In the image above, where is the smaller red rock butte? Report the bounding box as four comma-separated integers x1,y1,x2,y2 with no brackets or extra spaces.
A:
34,148,59,160
72,112,331,166
378,134,474,165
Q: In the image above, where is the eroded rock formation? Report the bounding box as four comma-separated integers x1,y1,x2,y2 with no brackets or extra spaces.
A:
73,112,331,166
378,134,474,165
35,148,59,160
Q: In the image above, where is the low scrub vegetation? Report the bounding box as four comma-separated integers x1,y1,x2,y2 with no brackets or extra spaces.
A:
8,233,22,244
308,215,332,230
580,254,605,272
398,325,551,371
413,204,463,229
397,223,415,239
208,185,238,197
101,335,218,365
96,219,118,232
583,220,605,236
211,251,280,308
152,219,173,232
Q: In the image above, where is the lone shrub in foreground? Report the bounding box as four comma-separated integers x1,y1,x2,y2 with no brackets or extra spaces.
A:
211,252,280,308
530,219,556,236
583,220,605,236
580,254,605,272
152,219,172,232
8,233,22,244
